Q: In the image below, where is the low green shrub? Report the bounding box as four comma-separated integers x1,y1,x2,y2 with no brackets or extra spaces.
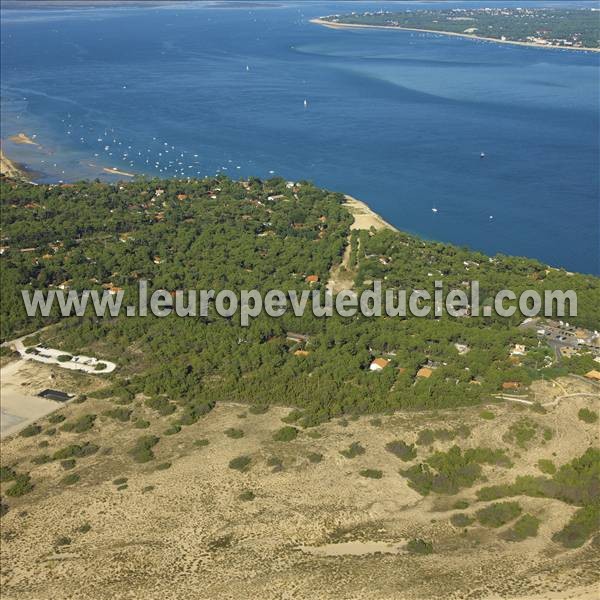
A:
31,454,52,465
61,414,96,433
53,442,99,460
129,435,159,463
340,442,365,459
273,426,298,442
229,455,251,472
0,466,16,482
359,469,383,479
103,407,131,422
55,536,71,546
553,504,600,548
406,538,433,555
385,440,417,461
48,414,66,424
450,513,474,527
60,473,80,486
19,424,41,438
502,514,540,541
224,428,244,439
476,502,522,528
5,474,33,497
164,424,181,436
307,452,323,464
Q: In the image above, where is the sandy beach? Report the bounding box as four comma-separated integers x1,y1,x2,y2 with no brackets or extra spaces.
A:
0,148,28,180
310,19,600,53
9,132,40,146
343,194,397,232
102,166,135,177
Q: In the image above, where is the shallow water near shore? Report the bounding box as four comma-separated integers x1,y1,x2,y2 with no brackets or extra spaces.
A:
1,1,598,274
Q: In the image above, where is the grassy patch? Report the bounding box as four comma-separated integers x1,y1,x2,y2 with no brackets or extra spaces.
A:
537,459,556,475
578,408,598,424
503,418,538,448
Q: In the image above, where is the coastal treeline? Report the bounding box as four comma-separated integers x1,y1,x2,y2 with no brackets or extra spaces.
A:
320,8,600,50
1,175,599,425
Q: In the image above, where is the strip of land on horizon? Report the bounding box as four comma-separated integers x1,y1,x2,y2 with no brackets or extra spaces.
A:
310,19,600,53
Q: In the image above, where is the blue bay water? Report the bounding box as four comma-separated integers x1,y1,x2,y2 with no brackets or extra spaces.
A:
1,1,598,274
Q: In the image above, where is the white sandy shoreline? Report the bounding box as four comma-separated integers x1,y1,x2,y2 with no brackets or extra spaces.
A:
310,18,600,53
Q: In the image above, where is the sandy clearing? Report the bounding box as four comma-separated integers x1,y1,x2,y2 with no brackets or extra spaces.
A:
0,360,63,438
298,540,405,556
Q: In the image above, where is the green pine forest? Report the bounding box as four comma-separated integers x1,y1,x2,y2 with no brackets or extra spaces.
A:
1,175,599,426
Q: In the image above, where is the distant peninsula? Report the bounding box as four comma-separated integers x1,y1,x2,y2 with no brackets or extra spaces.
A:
312,7,600,52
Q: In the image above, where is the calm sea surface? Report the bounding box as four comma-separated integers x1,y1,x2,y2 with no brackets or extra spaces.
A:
1,1,598,273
